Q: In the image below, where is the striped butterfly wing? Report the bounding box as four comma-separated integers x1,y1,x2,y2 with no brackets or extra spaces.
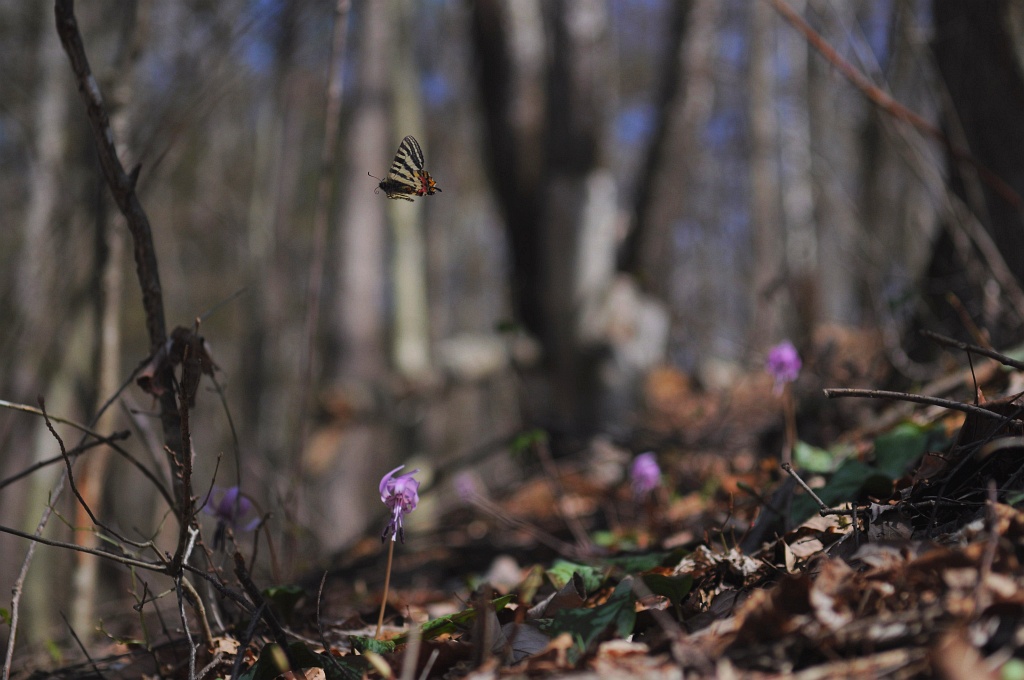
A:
378,135,442,201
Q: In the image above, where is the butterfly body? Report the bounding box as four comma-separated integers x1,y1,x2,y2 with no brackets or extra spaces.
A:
375,135,442,201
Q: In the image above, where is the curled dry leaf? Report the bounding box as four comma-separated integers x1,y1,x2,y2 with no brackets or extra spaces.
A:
136,325,217,405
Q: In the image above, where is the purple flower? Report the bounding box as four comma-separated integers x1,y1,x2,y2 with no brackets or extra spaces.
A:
203,486,259,549
766,341,801,394
380,465,420,543
630,452,661,500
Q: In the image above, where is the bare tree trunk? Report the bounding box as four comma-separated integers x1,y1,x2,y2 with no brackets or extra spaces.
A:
622,0,691,289
70,0,148,638
16,11,71,645
807,4,863,327
14,10,67,399
471,0,671,443
239,0,304,539
851,2,943,377
623,0,719,381
541,0,617,436
746,0,786,351
776,0,819,340
389,0,430,380
928,0,1024,344
471,0,547,336
333,6,391,384
311,0,397,550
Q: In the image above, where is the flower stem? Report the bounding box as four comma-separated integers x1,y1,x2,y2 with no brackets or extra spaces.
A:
375,539,395,639
782,385,796,466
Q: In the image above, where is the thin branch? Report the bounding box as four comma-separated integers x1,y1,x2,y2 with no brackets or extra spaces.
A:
920,329,1024,372
88,361,144,430
823,387,1024,425
0,398,173,506
54,0,167,348
233,552,292,662
170,372,196,576
0,431,127,491
231,603,267,680
40,397,141,547
180,576,214,649
767,0,1024,211
178,526,202,680
1,472,67,680
781,462,829,512
54,0,184,516
533,436,594,554
176,577,197,680
0,397,114,435
58,612,106,680
209,375,242,492
181,563,252,614
196,653,225,680
316,571,330,653
0,522,165,571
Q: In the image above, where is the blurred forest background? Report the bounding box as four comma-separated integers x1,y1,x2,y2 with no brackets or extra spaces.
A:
3,0,1024,653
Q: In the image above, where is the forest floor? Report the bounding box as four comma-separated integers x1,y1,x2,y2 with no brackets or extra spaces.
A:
19,335,1024,679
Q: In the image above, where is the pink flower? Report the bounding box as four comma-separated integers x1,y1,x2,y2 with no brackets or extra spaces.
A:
380,465,420,543
766,341,801,394
630,452,661,500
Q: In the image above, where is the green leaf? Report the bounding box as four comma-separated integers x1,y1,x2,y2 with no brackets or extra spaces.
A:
348,636,395,655
262,584,305,623
0,608,10,626
789,459,890,524
1002,658,1024,680
320,654,369,680
641,573,693,610
602,552,671,574
793,440,834,473
790,423,951,523
510,428,547,454
541,577,636,664
45,639,62,665
816,460,873,504
590,530,628,550
387,593,515,646
547,560,604,594
240,642,367,680
1007,491,1024,506
873,422,931,479
495,319,522,334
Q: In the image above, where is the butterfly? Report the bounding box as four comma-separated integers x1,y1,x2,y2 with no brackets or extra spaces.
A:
369,135,442,201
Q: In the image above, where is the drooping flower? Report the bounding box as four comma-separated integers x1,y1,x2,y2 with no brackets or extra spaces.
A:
203,486,259,549
766,341,801,394
380,465,420,543
630,452,661,500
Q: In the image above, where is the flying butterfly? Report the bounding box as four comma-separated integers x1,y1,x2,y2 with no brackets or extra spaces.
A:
369,135,442,201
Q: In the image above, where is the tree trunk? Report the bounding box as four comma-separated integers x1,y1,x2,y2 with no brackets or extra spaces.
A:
746,0,786,351
16,9,71,645
929,0,1024,343
311,0,397,550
